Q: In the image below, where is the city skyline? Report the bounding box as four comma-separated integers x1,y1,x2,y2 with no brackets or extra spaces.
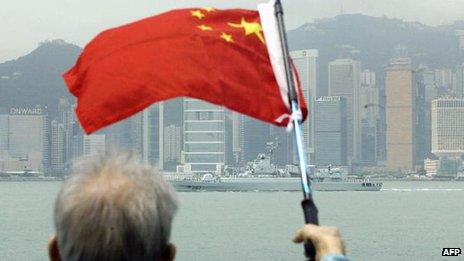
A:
1,16,464,177
2,50,464,177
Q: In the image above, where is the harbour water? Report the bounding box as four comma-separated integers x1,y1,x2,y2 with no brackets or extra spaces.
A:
0,181,463,260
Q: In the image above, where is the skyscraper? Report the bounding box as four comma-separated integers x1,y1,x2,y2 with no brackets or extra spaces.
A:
431,98,464,158
431,98,464,177
83,135,106,156
105,106,157,164
224,110,234,166
422,69,438,102
242,116,270,163
58,98,74,166
270,126,293,166
415,69,430,163
159,99,183,171
0,115,8,151
231,112,243,165
7,106,49,172
434,68,454,96
290,49,319,161
183,99,225,174
386,58,417,172
360,69,379,164
453,64,464,98
163,124,181,164
50,120,65,174
328,58,362,164
105,116,137,151
147,105,160,166
71,121,84,161
314,96,347,166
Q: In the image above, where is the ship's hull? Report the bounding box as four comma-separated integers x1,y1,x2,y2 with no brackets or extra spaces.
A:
170,178,382,192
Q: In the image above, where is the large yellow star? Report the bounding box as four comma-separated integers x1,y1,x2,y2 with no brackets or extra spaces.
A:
220,32,234,43
198,24,212,31
191,10,205,19
228,17,265,44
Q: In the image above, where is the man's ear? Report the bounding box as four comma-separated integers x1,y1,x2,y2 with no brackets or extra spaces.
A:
48,235,61,261
158,243,176,261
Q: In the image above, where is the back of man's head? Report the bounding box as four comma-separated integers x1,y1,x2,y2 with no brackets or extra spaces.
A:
52,152,178,261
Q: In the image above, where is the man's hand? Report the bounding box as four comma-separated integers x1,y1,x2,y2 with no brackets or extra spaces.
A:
293,224,346,261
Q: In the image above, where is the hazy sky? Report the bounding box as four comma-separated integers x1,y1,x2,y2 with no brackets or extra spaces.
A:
1,0,463,63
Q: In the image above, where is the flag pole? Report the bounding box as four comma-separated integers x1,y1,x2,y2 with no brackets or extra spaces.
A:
274,0,319,260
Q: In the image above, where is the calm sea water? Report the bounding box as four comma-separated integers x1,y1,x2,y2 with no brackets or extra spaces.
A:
0,181,463,261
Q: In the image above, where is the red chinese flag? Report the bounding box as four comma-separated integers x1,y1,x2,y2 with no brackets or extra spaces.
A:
64,7,307,134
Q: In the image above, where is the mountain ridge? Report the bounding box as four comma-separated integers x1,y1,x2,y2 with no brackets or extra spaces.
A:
288,14,463,94
0,40,82,119
0,14,463,118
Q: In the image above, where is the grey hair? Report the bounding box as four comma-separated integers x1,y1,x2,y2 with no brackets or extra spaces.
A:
54,151,178,261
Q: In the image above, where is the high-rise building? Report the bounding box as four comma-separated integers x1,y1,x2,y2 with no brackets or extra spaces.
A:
270,126,293,166
105,106,157,163
422,69,438,102
415,69,430,163
71,121,84,160
147,105,160,166
314,96,347,166
224,110,234,166
83,135,106,156
435,68,454,96
360,69,379,164
0,115,8,151
231,112,243,165
290,49,318,161
453,64,464,98
328,58,362,164
58,98,75,166
242,116,270,163
164,124,181,164
183,99,225,174
105,116,137,151
386,58,417,172
159,99,183,171
50,120,65,174
412,68,436,168
431,98,464,158
376,88,388,164
134,104,160,162
7,106,49,172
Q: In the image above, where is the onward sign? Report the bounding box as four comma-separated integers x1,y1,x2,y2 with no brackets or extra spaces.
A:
9,107,43,115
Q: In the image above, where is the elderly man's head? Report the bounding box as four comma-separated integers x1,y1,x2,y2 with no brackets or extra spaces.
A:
49,152,178,261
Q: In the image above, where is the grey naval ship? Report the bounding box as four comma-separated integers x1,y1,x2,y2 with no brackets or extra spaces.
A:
169,145,382,192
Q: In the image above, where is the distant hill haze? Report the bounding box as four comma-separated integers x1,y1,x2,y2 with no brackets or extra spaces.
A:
0,39,81,120
288,14,464,95
0,15,463,119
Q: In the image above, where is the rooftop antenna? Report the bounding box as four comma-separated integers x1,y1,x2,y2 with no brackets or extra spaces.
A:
340,2,344,15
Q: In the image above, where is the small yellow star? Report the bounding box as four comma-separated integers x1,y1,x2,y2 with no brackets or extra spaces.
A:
191,10,205,19
203,7,215,12
228,17,265,44
198,24,213,31
220,32,234,43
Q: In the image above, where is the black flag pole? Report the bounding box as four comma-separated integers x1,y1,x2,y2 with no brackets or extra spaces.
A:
274,0,319,260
